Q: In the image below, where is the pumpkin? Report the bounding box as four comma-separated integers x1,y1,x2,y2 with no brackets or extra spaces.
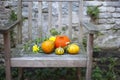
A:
55,47,64,55
41,40,54,54
67,44,80,54
55,35,70,48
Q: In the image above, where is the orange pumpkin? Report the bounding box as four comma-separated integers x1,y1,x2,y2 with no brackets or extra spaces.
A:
55,35,70,48
41,40,54,54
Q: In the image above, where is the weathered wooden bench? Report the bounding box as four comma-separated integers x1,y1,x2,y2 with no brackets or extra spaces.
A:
0,0,98,80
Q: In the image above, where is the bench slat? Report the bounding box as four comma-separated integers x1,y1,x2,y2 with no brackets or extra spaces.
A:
48,2,52,31
82,22,99,33
17,0,22,43
79,0,83,43
58,2,62,31
28,2,32,40
11,53,87,67
22,0,80,2
0,20,20,34
38,2,42,38
68,2,72,39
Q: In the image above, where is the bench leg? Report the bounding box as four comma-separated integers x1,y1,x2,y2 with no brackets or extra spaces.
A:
86,34,94,80
3,32,12,80
86,62,92,80
18,67,24,80
77,68,81,80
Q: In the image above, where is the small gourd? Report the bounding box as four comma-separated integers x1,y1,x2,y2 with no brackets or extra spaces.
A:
49,36,56,42
32,44,39,53
41,40,54,54
67,44,80,54
55,47,64,55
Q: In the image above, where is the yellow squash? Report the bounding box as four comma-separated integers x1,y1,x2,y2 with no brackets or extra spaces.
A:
49,36,56,42
67,44,80,54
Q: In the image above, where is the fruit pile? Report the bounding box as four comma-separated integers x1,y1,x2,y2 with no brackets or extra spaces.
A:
32,35,80,55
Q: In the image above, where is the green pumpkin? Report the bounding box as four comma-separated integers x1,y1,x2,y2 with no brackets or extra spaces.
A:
55,47,64,55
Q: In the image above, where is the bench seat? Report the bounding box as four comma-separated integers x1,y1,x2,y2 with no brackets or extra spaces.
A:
11,44,87,67
11,53,87,67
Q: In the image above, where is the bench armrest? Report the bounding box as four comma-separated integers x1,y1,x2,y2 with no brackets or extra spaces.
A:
0,20,20,34
82,22,99,34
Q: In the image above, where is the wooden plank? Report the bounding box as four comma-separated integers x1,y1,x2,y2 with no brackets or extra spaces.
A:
82,22,99,33
17,0,23,77
68,2,72,39
0,20,20,33
38,2,42,38
18,68,24,80
3,32,11,80
17,0,22,44
58,2,62,32
22,0,80,2
78,0,83,43
48,2,52,31
11,54,87,67
77,68,82,80
86,34,93,80
28,2,32,40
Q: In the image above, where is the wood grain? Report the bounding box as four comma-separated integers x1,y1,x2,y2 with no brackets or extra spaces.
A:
22,0,80,2
11,53,87,67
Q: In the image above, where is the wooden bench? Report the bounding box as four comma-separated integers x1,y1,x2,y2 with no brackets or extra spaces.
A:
0,0,98,80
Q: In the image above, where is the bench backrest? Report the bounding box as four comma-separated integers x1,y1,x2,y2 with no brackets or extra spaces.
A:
17,0,84,44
